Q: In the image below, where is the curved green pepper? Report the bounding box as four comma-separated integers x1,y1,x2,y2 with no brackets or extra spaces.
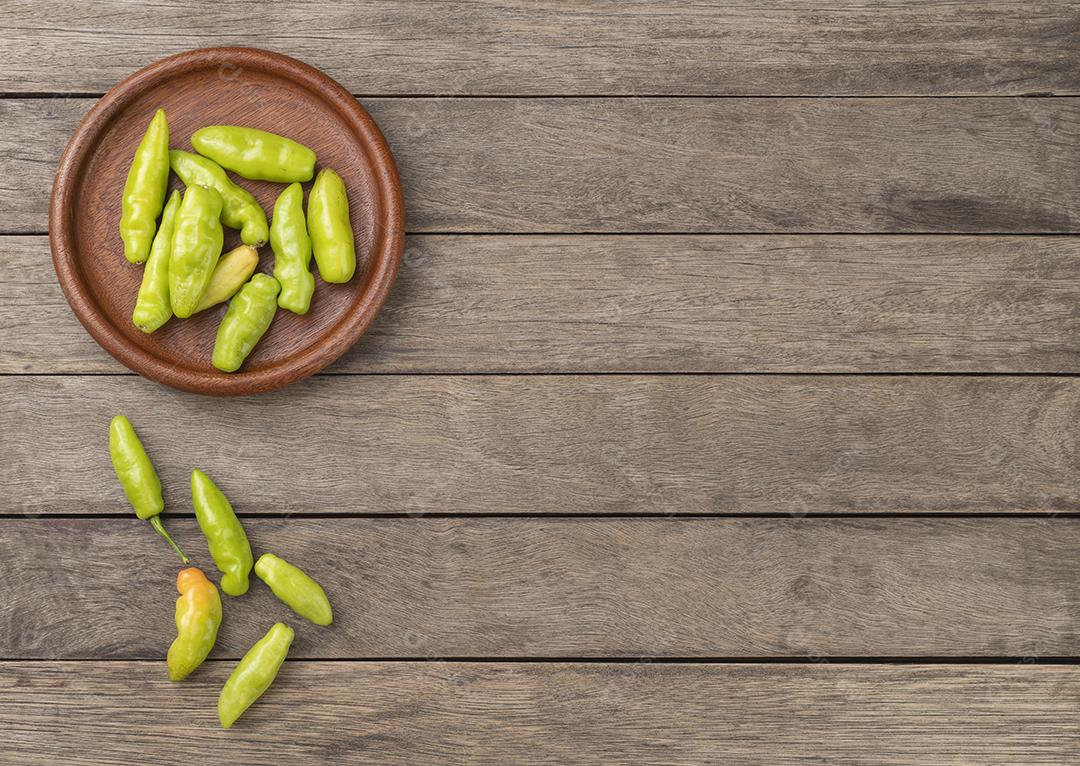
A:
120,108,170,264
218,622,294,729
270,183,314,314
131,189,180,333
212,273,280,373
192,126,315,183
194,245,260,314
191,469,253,597
167,567,221,681
170,150,269,247
254,553,333,626
169,185,224,318
108,415,187,562
307,168,356,283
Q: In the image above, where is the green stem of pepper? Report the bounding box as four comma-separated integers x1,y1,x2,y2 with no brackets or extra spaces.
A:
150,516,189,563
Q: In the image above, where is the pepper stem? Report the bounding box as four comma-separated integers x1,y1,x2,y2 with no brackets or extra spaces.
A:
149,516,189,563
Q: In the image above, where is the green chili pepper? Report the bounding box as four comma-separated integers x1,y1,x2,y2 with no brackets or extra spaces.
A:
108,415,187,563
120,109,170,264
218,622,294,729
307,168,356,283
212,273,280,373
254,553,333,626
167,567,221,681
270,182,315,314
169,150,269,247
131,189,180,333
169,185,224,318
193,244,260,314
191,469,253,597
192,126,316,183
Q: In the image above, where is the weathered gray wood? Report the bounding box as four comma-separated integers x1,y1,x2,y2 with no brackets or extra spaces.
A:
7,97,1080,234
4,1,1079,96
4,375,1078,517
2,518,1078,659
3,662,1077,765
5,5,1079,758
8,234,1080,374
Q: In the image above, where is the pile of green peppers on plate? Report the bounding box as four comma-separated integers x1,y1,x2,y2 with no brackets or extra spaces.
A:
108,414,334,728
120,111,358,372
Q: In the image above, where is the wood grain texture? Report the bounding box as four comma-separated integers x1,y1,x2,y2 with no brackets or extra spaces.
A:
8,234,1080,374
4,375,1078,517
2,662,1078,765
4,1,1080,96
3,518,1078,659
9,97,1080,234
7,4,1080,759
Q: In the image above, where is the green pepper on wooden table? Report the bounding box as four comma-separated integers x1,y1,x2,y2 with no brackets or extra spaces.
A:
131,189,180,333
307,168,356,284
218,622,294,729
270,182,315,314
191,469,253,597
194,244,260,314
212,273,280,373
169,149,269,247
120,108,170,264
254,553,333,626
108,415,187,562
167,567,222,681
192,126,316,183
169,185,224,318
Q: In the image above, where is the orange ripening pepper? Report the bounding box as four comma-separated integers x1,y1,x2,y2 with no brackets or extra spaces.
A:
167,567,222,681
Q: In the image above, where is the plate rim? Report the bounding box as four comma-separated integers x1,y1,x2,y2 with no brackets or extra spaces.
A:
49,46,405,396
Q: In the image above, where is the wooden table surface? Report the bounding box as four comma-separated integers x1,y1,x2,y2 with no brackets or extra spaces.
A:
2,2,1080,763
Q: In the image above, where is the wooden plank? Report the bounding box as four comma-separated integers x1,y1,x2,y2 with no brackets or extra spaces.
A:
6,96,1080,234
2,663,1077,765
8,233,1080,374
2,518,1078,659
4,1,1079,96
4,375,1078,517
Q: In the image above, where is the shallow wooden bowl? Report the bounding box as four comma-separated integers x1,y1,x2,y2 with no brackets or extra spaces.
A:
50,47,404,395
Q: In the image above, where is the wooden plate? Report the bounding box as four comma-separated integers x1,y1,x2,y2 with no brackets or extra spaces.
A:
50,47,404,395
